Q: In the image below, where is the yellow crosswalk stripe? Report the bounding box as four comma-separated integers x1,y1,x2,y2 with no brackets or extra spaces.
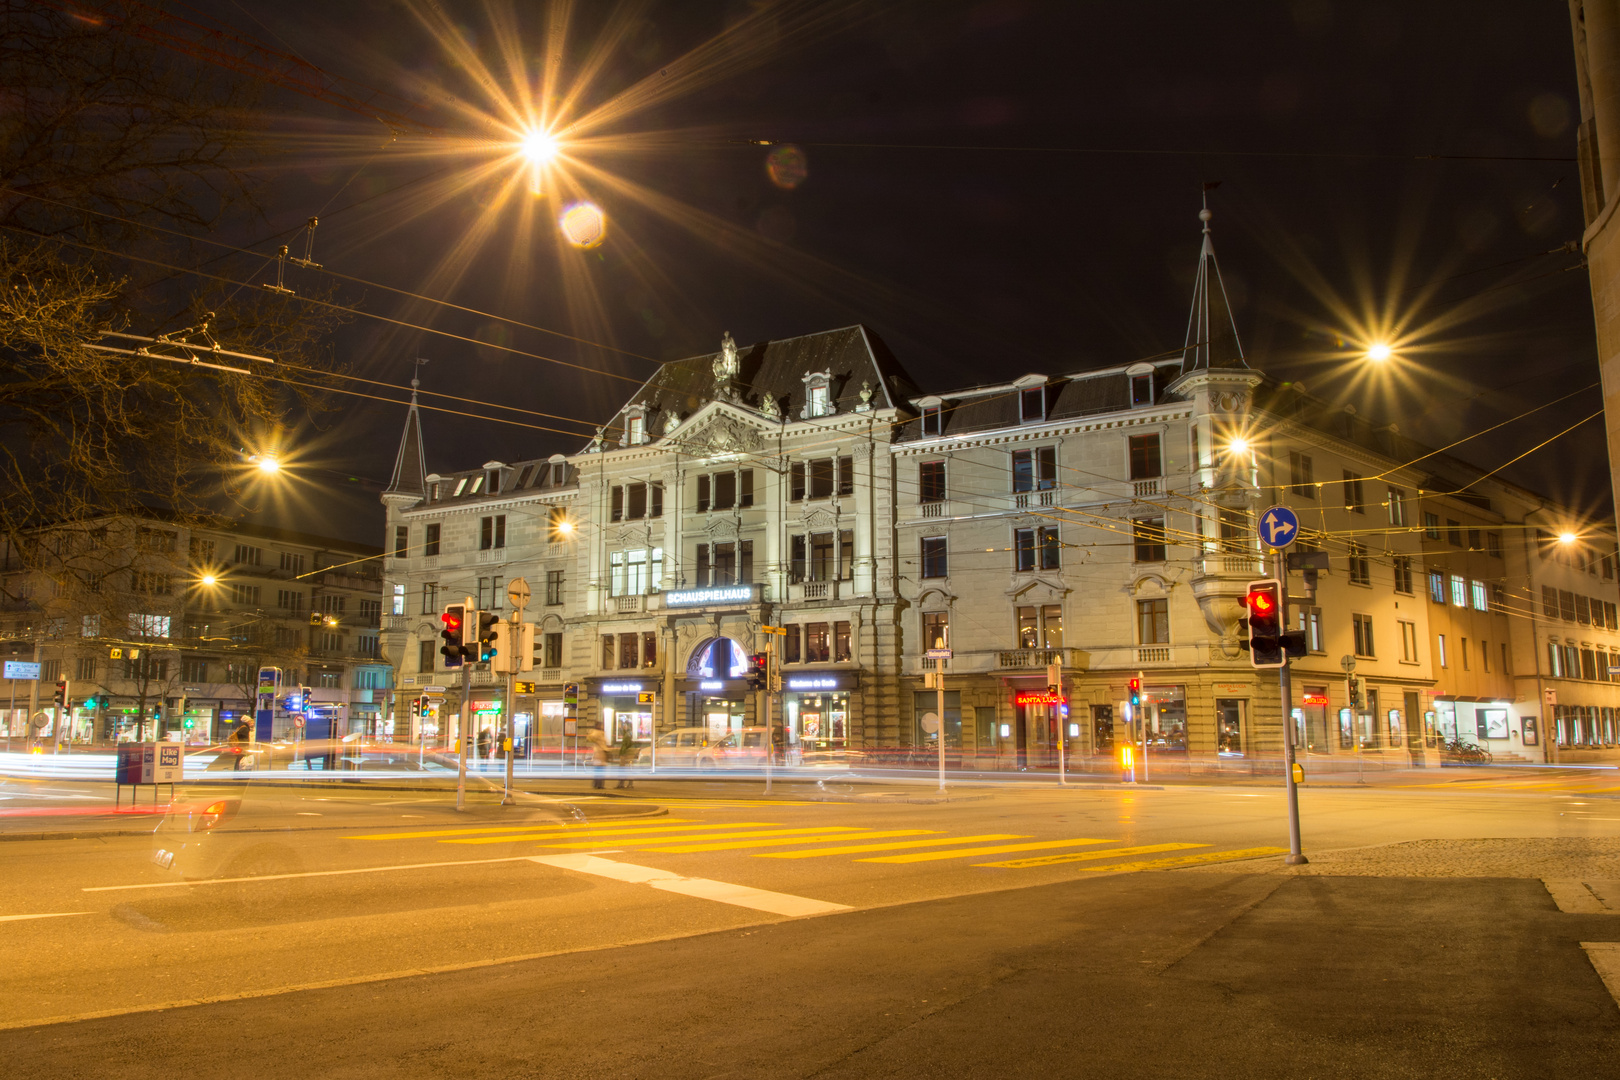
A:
757,834,1024,859
537,827,874,850
1075,847,1289,873
977,842,1206,869
346,818,712,841
646,830,936,854
441,823,789,846
858,838,1112,864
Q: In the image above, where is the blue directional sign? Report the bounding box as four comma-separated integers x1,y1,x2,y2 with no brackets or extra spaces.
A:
1259,505,1301,549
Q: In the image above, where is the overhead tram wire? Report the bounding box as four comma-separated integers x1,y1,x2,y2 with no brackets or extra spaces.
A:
0,186,663,368
779,139,1575,164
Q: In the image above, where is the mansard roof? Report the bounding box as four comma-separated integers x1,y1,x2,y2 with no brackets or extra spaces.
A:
597,324,919,446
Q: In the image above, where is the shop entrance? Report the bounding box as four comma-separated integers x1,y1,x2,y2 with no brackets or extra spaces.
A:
699,696,746,741
1216,699,1245,755
1092,704,1114,754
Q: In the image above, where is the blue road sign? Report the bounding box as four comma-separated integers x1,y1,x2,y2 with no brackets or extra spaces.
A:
1259,505,1301,549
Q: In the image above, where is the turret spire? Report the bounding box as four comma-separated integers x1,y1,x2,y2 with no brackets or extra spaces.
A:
1178,194,1248,375
382,358,429,500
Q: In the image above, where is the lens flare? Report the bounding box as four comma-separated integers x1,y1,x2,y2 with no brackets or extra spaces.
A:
765,144,808,189
559,201,606,248
520,129,558,163
1367,342,1392,361
1228,436,1251,455
1560,531,1578,544
255,455,281,474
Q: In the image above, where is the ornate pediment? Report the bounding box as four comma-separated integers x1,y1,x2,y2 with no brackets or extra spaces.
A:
680,412,765,459
704,518,740,540
801,507,837,530
1007,576,1068,603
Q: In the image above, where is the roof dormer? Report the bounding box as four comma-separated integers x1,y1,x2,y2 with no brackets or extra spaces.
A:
1013,374,1049,424
801,370,835,419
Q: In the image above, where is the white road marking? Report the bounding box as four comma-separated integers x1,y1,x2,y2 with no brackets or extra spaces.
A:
1545,879,1612,914
1583,942,1620,1010
1,912,92,922
530,854,850,917
84,855,538,892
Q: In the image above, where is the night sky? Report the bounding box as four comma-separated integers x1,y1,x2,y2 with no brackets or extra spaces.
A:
182,1,1596,544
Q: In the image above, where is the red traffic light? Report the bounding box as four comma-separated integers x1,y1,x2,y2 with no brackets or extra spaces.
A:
1127,678,1141,692
1245,588,1277,616
441,612,462,631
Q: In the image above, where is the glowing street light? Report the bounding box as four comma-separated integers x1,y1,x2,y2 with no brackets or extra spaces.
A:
556,519,575,535
1227,436,1251,456
1366,342,1393,362
1560,531,1578,545
520,129,559,164
199,574,217,587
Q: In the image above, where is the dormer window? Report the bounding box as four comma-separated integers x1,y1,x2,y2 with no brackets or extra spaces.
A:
1132,374,1155,407
486,470,501,495
623,405,649,446
453,476,469,497
921,406,942,436
516,464,534,487
801,370,835,419
469,474,484,495
1019,387,1045,423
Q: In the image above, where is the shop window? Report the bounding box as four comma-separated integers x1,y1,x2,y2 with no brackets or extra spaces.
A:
806,623,831,663
922,612,949,652
1132,519,1166,563
642,632,658,668
834,621,851,661
920,461,946,504
1128,434,1162,480
913,690,962,749
921,536,948,578
785,625,802,664
1011,447,1056,493
1289,452,1314,497
543,633,562,668
1343,471,1364,514
1136,599,1168,645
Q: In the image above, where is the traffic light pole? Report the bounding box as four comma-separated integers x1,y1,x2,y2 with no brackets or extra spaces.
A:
1273,549,1308,865
455,595,473,813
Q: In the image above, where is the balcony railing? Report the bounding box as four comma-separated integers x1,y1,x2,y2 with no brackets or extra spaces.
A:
1013,490,1057,509
920,501,945,518
1199,553,1263,577
1132,478,1162,497
1136,646,1171,664
614,595,643,614
997,648,1065,669
802,581,832,601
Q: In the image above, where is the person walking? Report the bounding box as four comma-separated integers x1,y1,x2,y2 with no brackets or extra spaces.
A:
616,727,636,789
476,726,492,763
586,725,610,789
229,721,251,771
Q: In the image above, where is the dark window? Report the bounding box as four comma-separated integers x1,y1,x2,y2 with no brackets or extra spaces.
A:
642,632,657,668
1015,527,1061,571
1577,594,1592,625
1424,513,1440,540
1560,589,1577,622
1348,542,1370,585
714,472,736,511
740,540,754,583
834,621,851,662
1487,531,1502,559
619,633,639,670
740,470,754,508
810,532,834,582
1543,585,1559,618
1131,374,1154,407
810,458,834,499
419,640,435,671
1290,452,1314,497
921,406,942,436
790,463,806,502
1128,434,1162,480
838,456,854,496
697,475,711,513
1020,386,1046,422
1344,471,1364,514
1133,519,1166,563
394,526,409,558
1447,519,1462,547
1392,555,1413,594
839,530,854,581
790,535,806,583
486,470,500,495
919,461,946,503
1467,528,1481,551
696,544,710,587
611,487,624,522
921,536,948,578
1353,614,1375,658
424,523,441,557
1137,599,1169,644
651,483,663,517
806,623,830,662
545,570,564,606
1016,528,1035,572
785,625,802,664
543,632,562,668
1011,447,1056,492
714,542,736,586
516,464,534,488
1038,527,1060,570
627,483,648,520
1218,509,1248,553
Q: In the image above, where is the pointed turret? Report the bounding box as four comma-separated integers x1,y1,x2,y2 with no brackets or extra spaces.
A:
382,362,428,507
1178,201,1248,376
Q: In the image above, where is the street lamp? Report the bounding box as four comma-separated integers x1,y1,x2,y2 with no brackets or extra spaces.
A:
1559,531,1578,545
1227,436,1251,456
520,129,558,164
1366,342,1393,362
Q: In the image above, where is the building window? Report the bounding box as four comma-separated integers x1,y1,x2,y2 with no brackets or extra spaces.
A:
808,382,832,417
1015,527,1061,571
76,656,98,681
626,483,650,519
1438,634,1448,669
1423,513,1440,540
834,621,851,662
419,640,436,671
1298,606,1324,653
641,631,657,668
1447,519,1462,547
277,589,304,611
424,523,441,557
1289,452,1314,497
919,461,945,504
1130,373,1154,407
790,462,806,502
1461,637,1472,671
1353,614,1375,658
921,537,948,578
1218,508,1249,553
189,537,215,565
810,459,835,499
1343,471,1364,514
1398,621,1418,663
602,635,615,669
1020,386,1046,423
1487,531,1503,559
233,544,262,565
279,551,304,573
835,533,850,582
1392,556,1413,594
1133,518,1166,563
1017,605,1064,648
548,506,570,541
1128,434,1162,480
546,570,564,606
785,624,802,663
420,583,438,615
619,633,639,670
1347,542,1370,586
921,405,943,436
1386,488,1406,526
1450,574,1468,607
609,549,662,596
1491,584,1506,614
543,632,563,668
1471,580,1489,612
919,611,948,651
805,623,831,663
480,515,506,550
392,584,405,616
476,575,503,610
1137,598,1169,645
808,533,834,583
231,583,260,607
1482,639,1491,673
627,415,644,445
1501,642,1511,675
1011,447,1056,492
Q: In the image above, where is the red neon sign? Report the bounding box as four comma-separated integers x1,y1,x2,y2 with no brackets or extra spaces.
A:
1302,691,1329,706
1014,691,1066,706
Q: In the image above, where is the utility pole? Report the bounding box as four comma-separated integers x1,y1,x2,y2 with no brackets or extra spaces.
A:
503,578,532,806
455,595,473,813
1273,549,1307,865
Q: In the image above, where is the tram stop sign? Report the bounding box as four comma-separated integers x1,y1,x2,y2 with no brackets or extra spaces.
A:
1259,505,1300,549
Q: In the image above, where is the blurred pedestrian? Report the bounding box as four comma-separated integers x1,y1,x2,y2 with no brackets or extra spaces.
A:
230,721,251,771
616,728,636,789
586,724,609,789
477,726,492,761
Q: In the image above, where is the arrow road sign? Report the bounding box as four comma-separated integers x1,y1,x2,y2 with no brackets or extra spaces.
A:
1259,505,1300,549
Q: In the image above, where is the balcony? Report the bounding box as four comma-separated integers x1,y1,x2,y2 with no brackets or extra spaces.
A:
1132,478,1162,498
1013,490,1057,509
1199,553,1264,578
997,648,1066,669
792,580,841,602
614,595,643,614
920,500,946,519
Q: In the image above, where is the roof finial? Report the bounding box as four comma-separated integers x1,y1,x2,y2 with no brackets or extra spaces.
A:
411,356,429,395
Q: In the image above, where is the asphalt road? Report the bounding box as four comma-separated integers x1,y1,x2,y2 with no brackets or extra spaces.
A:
3,772,1620,1076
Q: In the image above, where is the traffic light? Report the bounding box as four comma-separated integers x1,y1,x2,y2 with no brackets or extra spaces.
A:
440,603,466,667
1348,676,1364,710
1046,662,1061,700
475,610,500,663
1244,579,1285,668
52,679,66,709
747,653,767,690
1128,678,1141,708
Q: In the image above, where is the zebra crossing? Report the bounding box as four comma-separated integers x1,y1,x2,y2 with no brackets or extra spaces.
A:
346,817,1286,874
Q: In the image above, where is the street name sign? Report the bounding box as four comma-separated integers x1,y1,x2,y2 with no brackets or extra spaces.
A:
925,648,953,660
3,661,40,680
1259,505,1300,549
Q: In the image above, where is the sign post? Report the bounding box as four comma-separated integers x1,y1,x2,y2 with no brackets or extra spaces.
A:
4,660,39,752
1260,504,1308,867
456,595,473,812
925,647,952,792
502,577,531,805
760,625,788,792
